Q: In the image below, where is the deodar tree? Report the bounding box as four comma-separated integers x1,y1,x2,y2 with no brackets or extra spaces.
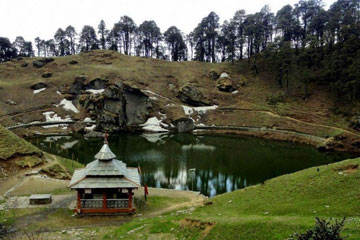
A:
164,26,187,61
79,25,99,52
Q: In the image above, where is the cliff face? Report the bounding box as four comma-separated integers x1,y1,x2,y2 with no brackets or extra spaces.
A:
78,81,152,132
1,50,360,152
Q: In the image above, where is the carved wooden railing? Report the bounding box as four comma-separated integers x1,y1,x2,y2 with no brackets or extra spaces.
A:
80,199,132,209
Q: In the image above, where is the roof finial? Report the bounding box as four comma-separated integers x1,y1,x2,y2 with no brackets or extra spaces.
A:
104,132,109,144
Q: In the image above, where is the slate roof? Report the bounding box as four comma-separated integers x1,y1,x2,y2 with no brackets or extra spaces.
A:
69,142,141,189
94,143,116,160
85,159,127,176
70,177,139,189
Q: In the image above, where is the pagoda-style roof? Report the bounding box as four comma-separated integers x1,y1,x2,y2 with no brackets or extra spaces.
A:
85,159,127,176
69,141,140,189
94,143,116,160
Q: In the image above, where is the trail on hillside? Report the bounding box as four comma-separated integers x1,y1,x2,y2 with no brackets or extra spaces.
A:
216,107,360,138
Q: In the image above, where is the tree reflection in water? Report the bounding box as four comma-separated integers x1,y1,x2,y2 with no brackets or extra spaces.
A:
30,133,357,196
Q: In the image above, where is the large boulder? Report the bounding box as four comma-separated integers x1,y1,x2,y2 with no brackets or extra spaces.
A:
173,118,195,133
5,100,17,105
32,58,54,68
42,72,52,78
31,82,47,90
208,70,220,80
217,78,236,92
178,85,209,106
68,76,87,95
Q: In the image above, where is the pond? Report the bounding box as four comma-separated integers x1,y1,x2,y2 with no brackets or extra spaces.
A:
29,133,357,196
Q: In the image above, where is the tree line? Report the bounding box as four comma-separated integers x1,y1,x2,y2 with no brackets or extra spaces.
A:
0,0,359,101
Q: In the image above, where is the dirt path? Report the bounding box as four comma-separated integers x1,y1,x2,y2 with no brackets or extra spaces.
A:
50,155,72,179
0,154,64,197
138,188,206,217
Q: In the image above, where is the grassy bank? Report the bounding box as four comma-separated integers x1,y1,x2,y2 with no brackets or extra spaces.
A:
0,124,83,193
105,157,360,239
0,125,41,160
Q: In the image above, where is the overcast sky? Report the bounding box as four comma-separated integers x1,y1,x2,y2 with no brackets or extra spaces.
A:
0,0,337,43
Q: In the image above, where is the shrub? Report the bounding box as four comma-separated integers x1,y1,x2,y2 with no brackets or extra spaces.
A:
289,217,347,240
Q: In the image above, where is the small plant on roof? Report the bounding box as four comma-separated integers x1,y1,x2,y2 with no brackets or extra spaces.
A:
288,217,347,240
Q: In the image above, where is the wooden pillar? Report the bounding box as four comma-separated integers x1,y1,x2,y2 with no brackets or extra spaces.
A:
77,190,81,210
128,189,133,210
103,190,107,209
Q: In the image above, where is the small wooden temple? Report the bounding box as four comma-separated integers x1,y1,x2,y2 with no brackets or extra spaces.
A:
69,137,140,214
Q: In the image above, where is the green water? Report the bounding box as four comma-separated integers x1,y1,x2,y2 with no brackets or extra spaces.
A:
29,133,356,196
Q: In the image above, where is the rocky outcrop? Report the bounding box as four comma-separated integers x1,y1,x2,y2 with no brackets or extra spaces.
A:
79,81,152,132
173,118,195,133
68,77,109,95
350,116,360,131
68,76,87,95
217,72,236,92
85,78,108,90
217,78,235,92
178,85,210,106
84,131,104,138
42,72,52,78
31,82,47,90
5,100,17,105
69,60,78,65
32,58,54,68
208,70,219,80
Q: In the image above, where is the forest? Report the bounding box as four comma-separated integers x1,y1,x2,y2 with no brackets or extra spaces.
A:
0,0,359,101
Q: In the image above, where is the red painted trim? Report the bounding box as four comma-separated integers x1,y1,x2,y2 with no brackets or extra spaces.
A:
79,208,136,214
103,191,107,209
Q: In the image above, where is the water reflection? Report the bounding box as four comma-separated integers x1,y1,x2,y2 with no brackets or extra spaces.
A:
29,133,357,196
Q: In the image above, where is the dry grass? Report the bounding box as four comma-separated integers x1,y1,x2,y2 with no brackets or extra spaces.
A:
0,50,359,151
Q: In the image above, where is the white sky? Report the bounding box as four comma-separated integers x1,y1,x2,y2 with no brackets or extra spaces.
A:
0,0,337,43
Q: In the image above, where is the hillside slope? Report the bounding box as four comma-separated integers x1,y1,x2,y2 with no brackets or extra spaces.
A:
0,50,359,151
0,124,82,195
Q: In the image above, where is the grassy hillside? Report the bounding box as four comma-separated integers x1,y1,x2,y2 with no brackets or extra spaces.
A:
1,50,359,152
0,124,41,160
0,124,82,182
104,157,360,240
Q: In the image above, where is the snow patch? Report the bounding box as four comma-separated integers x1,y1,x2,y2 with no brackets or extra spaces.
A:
83,117,95,123
140,117,169,132
232,90,239,94
57,99,79,113
86,89,105,95
56,91,62,95
220,72,230,78
33,88,46,94
42,111,72,128
85,124,96,131
182,105,218,115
